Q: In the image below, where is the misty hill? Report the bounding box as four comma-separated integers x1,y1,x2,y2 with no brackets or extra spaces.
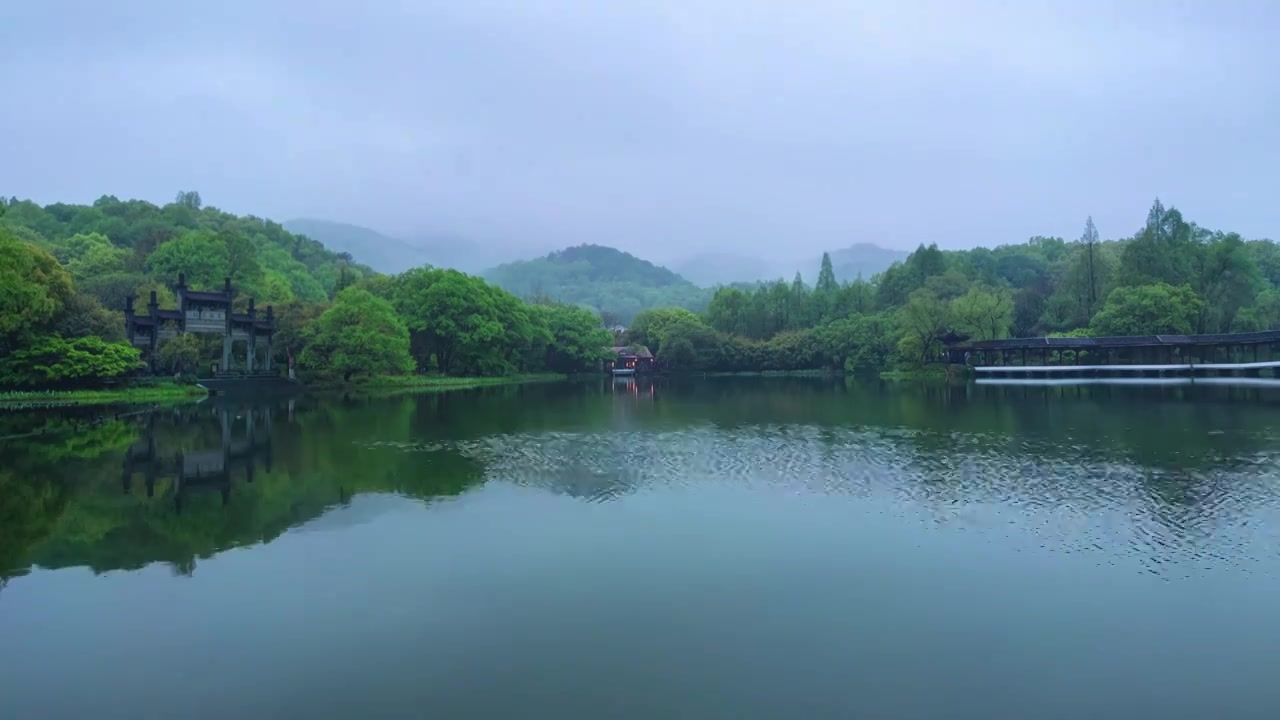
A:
283,219,435,274
284,218,520,275
823,243,911,282
674,243,910,286
673,253,781,287
484,244,712,323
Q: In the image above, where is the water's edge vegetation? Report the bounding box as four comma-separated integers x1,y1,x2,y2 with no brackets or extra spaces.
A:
1,194,1276,393
0,382,207,409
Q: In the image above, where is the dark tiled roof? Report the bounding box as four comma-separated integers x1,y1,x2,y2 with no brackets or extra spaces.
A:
181,290,232,303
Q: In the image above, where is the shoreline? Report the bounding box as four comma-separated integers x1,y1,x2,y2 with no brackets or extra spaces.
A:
0,373,565,411
1,369,971,411
0,383,208,410
306,372,567,394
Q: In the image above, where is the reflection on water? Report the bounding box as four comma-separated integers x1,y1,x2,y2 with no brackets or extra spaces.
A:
121,404,274,511
4,379,1280,718
6,378,1280,579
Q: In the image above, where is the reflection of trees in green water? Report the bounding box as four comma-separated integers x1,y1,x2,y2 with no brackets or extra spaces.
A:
3,401,485,580
637,377,1280,471
325,378,1280,480
7,379,1280,581
0,418,141,579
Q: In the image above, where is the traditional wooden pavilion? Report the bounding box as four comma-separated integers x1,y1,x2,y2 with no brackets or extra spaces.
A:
604,345,655,375
124,274,276,376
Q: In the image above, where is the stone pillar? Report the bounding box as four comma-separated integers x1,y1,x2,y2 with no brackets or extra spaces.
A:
147,291,159,374
246,299,257,373
124,295,135,345
265,306,274,373
222,335,232,374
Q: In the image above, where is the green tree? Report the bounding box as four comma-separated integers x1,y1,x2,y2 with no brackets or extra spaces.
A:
1011,288,1046,338
815,252,838,295
814,252,839,318
1081,216,1101,315
157,333,202,375
788,272,812,328
299,288,413,381
146,230,230,287
629,307,705,353
0,231,75,352
950,286,1013,341
389,268,546,375
656,316,722,371
54,294,124,342
1119,198,1196,287
1191,232,1261,332
67,239,130,280
1090,283,1204,337
0,336,141,387
1234,288,1280,332
832,276,874,317
658,336,696,371
896,289,950,366
539,304,612,373
706,286,752,337
221,230,261,282
817,315,893,372
174,190,203,210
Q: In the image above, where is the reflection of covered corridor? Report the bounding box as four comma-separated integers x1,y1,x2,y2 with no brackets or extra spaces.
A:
121,404,275,513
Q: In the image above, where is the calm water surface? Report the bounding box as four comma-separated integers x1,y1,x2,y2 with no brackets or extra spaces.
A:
3,378,1280,719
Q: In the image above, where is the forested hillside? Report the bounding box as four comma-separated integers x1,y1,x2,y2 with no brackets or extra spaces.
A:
2,192,371,308
0,193,611,388
623,200,1280,374
3,193,1275,388
483,244,713,323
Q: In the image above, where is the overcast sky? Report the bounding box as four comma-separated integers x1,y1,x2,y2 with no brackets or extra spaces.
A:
3,0,1277,261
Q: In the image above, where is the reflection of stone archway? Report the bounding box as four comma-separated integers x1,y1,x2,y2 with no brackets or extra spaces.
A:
121,403,274,512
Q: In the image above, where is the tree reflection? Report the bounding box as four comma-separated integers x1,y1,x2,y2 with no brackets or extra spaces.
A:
3,398,486,580
6,379,1280,582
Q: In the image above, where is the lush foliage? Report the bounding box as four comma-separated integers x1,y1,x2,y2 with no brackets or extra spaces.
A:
1,194,621,386
299,288,415,380
614,199,1279,373
5,193,1279,383
0,336,141,387
1089,284,1204,337
1,193,364,312
0,228,141,386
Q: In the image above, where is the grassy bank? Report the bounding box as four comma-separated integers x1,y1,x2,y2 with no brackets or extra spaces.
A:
308,372,566,394
0,382,207,410
879,365,971,381
697,369,834,378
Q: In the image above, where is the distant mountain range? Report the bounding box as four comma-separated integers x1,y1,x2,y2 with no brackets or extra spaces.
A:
284,218,911,320
673,243,910,286
282,218,531,275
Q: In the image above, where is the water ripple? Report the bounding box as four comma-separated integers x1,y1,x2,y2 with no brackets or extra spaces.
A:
356,425,1280,574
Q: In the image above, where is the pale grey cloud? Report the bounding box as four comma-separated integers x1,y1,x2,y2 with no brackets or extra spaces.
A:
2,0,1277,263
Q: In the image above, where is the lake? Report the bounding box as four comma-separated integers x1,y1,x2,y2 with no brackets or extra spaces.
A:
3,377,1280,719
